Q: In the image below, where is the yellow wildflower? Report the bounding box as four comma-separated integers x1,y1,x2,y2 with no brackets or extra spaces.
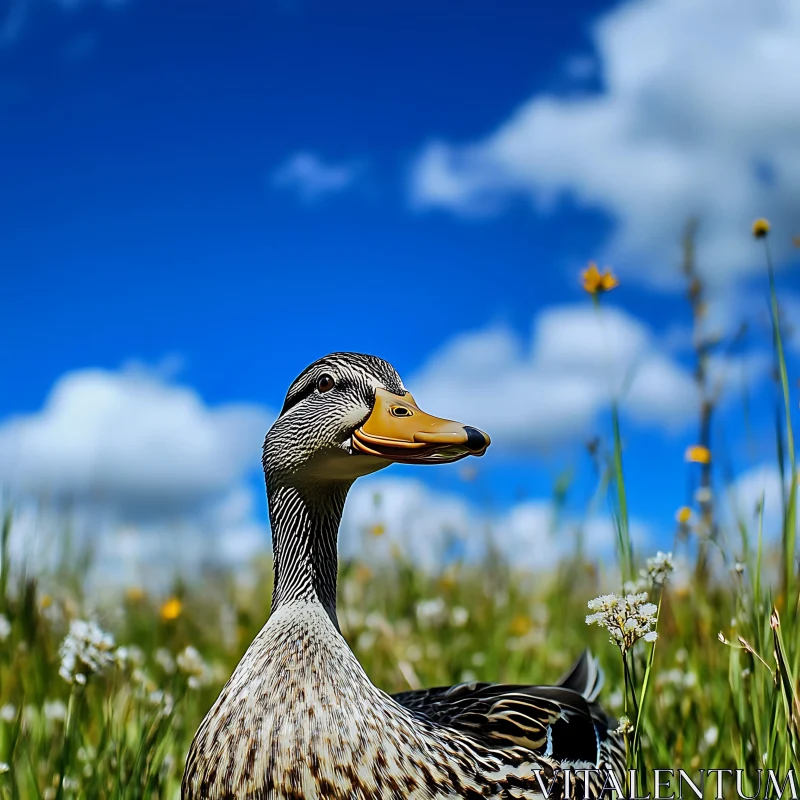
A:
675,506,692,524
40,594,53,609
126,587,145,602
685,445,711,464
160,597,182,622
752,218,770,239
438,572,456,592
355,564,373,583
509,614,532,637
582,262,619,295
369,523,386,537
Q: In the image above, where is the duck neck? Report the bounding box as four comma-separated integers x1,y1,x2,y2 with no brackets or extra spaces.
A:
267,477,351,627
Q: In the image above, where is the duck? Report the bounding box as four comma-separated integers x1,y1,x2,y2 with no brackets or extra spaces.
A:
182,352,625,799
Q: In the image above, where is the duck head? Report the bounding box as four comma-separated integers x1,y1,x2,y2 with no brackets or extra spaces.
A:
263,352,490,484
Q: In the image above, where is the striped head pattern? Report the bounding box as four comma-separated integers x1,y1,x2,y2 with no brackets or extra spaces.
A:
262,352,490,486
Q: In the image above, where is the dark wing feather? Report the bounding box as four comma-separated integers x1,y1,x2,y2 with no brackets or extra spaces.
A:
392,651,616,768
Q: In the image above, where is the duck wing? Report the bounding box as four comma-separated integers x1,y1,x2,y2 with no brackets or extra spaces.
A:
392,652,617,768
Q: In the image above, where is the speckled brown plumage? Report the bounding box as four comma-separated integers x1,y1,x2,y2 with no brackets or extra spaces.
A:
182,354,625,799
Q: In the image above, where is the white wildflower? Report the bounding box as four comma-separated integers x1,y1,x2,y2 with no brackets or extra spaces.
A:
734,562,745,575
22,705,37,731
607,688,623,710
356,631,376,652
695,486,712,505
154,647,175,675
586,592,659,653
659,668,683,687
77,746,93,763
0,704,16,723
364,611,388,632
58,620,115,684
131,668,155,691
0,762,9,774
451,606,469,627
623,578,647,594
460,670,477,683
43,700,67,723
405,644,422,662
703,725,719,748
0,614,11,642
147,690,175,715
645,551,674,586
656,668,697,691
415,598,447,626
615,715,634,735
471,651,486,667
114,645,145,668
176,645,212,689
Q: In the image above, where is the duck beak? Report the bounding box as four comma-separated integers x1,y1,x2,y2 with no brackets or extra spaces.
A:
351,388,490,465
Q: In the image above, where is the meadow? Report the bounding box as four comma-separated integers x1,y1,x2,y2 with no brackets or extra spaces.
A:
0,222,797,799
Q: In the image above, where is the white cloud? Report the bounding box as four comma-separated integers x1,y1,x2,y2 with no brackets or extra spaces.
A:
271,152,363,203
6,471,636,586
0,365,273,517
726,463,796,546
409,304,698,451
341,477,641,572
6,484,270,589
0,364,274,585
410,0,800,288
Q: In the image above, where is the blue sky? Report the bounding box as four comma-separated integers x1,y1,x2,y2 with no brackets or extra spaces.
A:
1,0,799,578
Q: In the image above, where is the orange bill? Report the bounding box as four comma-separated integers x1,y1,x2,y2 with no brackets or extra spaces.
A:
352,388,490,464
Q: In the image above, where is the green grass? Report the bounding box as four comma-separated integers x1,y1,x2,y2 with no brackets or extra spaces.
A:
0,526,797,799
0,228,798,799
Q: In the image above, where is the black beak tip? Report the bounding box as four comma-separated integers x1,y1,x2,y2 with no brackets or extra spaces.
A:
463,426,489,454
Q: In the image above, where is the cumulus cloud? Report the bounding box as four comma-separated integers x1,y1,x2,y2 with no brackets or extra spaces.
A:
410,0,800,287
270,152,364,203
0,365,273,517
7,483,270,588
342,477,649,572
0,364,274,584
726,463,797,547
409,304,698,451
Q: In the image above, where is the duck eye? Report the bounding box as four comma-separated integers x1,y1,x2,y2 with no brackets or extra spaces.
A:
390,406,413,417
316,374,335,393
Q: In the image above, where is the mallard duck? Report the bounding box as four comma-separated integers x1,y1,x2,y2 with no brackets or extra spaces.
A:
182,353,625,799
